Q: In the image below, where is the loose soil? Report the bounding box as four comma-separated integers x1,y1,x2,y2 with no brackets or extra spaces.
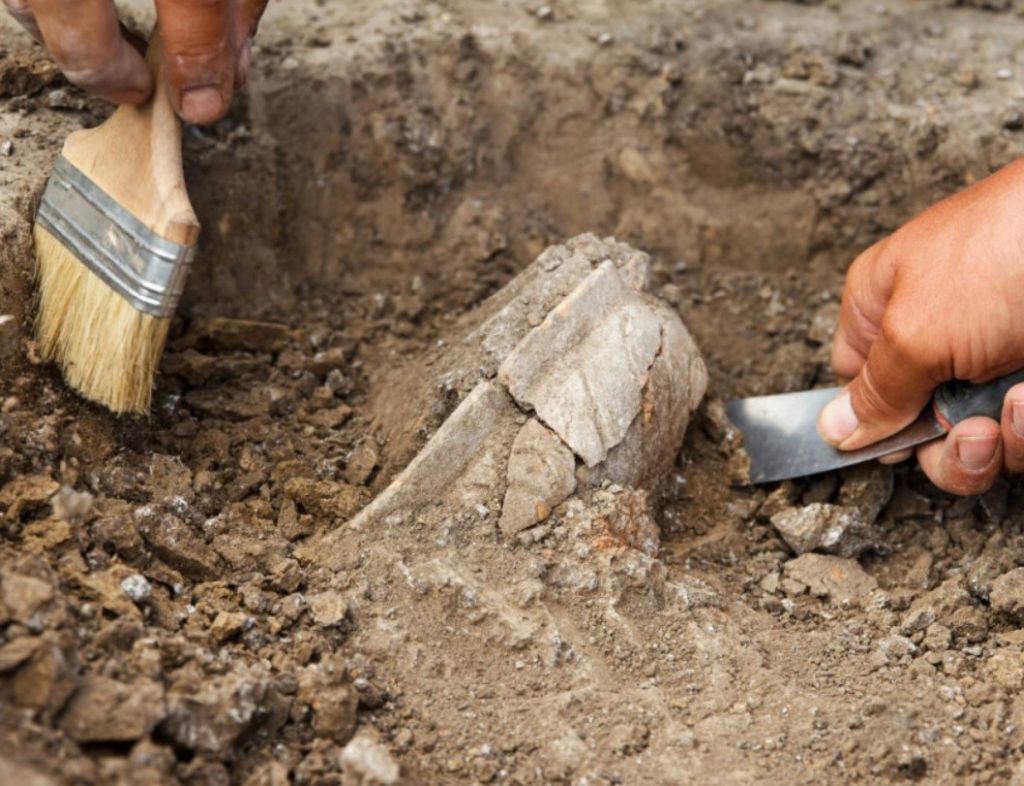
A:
4,1,1024,784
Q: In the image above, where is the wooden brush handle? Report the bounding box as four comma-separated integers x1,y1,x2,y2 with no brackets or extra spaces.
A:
60,29,199,246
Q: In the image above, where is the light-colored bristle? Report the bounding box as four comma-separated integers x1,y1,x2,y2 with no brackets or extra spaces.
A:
35,224,171,415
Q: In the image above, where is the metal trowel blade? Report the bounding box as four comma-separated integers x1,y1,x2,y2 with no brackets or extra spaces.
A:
725,386,947,484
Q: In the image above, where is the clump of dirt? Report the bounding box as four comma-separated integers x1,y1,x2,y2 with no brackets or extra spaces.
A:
5,1,1024,784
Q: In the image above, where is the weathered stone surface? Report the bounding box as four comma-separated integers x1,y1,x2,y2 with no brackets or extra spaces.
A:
499,419,577,535
161,667,288,756
138,514,221,580
991,568,1024,622
307,591,349,627
770,503,876,557
302,235,706,565
10,634,77,715
339,730,401,785
901,577,972,635
590,301,707,488
0,635,40,672
1,569,55,627
499,261,663,467
783,554,877,605
60,676,165,743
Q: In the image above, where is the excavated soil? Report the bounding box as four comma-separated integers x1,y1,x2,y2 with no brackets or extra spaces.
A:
5,1,1024,783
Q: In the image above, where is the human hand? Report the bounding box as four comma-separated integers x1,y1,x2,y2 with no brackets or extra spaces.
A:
3,0,268,124
817,159,1024,495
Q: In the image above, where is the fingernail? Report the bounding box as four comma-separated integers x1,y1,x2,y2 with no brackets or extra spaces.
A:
957,434,998,471
181,87,223,123
819,391,859,445
1013,401,1024,439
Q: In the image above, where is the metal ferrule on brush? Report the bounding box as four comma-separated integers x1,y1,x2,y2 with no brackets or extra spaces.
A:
35,156,195,319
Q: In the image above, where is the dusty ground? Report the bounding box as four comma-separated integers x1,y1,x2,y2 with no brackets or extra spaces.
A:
5,0,1024,783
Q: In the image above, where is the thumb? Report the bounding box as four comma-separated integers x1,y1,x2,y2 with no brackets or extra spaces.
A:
818,325,938,450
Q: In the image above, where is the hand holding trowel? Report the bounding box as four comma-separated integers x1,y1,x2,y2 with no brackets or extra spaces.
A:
727,159,1024,494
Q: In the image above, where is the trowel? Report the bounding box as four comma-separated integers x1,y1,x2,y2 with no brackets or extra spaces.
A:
726,370,1024,484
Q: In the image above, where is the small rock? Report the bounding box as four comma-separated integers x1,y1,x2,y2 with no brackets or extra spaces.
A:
878,634,917,660
992,568,1024,622
771,503,876,557
1003,112,1024,131
0,140,13,157
120,574,152,603
162,667,287,756
922,623,952,652
139,514,221,580
50,486,94,523
11,635,77,715
210,611,249,642
345,439,380,486
587,489,661,556
902,577,972,634
60,676,165,743
499,419,577,536
307,591,349,627
306,404,353,429
284,478,367,521
311,684,358,743
182,317,292,353
1,569,55,626
997,67,1014,81
807,303,839,345
308,346,353,376
783,554,877,605
535,5,554,21
0,635,40,672
339,730,401,785
985,649,1024,691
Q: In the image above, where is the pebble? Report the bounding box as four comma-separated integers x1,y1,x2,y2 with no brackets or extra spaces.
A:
535,5,554,21
996,68,1013,81
339,731,401,785
0,140,11,156
120,574,152,603
990,567,1024,622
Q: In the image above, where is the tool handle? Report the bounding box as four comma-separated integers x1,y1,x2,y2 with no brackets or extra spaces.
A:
60,27,198,247
934,370,1024,425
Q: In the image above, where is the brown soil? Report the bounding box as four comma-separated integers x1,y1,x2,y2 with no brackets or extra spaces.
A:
4,1,1024,784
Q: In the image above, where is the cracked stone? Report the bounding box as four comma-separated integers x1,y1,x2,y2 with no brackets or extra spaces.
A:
770,503,877,557
300,235,705,567
499,260,663,467
500,419,577,536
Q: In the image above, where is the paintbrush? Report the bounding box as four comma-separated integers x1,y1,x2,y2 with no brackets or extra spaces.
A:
34,30,200,415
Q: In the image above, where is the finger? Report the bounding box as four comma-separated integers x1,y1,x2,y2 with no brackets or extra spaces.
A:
831,242,890,380
155,0,235,124
878,446,914,465
28,0,151,103
238,0,268,37
819,317,939,450
4,0,43,43
1001,382,1024,473
916,416,1002,496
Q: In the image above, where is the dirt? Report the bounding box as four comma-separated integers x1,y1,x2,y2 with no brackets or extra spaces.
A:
4,0,1024,783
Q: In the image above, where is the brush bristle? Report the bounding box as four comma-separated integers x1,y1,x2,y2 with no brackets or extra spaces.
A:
35,224,171,415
